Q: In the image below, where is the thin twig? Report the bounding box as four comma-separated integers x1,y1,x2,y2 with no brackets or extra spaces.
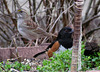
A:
93,0,100,15
20,0,28,7
7,56,22,62
82,15,100,26
85,27,100,37
49,3,74,32
0,33,9,41
35,0,43,14
84,0,92,20
0,66,6,71
3,0,11,14
60,0,68,26
41,37,48,44
13,37,21,62
0,27,9,38
3,0,17,28
32,0,36,21
28,0,33,19
0,19,13,31
89,0,100,18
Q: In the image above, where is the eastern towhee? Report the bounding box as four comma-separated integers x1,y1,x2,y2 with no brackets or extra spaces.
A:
33,26,74,58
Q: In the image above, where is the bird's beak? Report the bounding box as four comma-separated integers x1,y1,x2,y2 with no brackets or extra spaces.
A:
15,9,22,13
69,29,74,33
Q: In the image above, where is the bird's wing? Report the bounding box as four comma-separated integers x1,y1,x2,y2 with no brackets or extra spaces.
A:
23,19,57,37
23,19,50,36
45,40,57,51
24,19,38,29
32,27,57,37
47,41,60,58
33,27,49,36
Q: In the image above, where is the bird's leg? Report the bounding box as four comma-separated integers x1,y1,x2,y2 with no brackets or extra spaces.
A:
35,38,39,46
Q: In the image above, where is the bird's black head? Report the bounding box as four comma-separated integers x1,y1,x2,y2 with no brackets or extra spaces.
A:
57,27,74,39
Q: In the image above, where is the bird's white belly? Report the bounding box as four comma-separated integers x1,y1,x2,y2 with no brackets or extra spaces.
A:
55,45,72,54
18,27,29,39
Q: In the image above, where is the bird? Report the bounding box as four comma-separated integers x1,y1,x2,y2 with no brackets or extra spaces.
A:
16,10,56,46
33,26,74,58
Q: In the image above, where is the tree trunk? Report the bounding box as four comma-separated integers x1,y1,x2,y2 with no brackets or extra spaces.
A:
71,0,84,71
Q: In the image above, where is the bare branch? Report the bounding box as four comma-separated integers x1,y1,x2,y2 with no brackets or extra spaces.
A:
28,0,33,18
49,3,74,32
0,19,13,31
35,0,43,13
60,0,68,26
13,37,21,62
0,27,10,39
84,0,92,19
32,0,36,21
83,14,100,26
0,33,9,41
3,0,17,28
3,0,11,14
85,27,100,37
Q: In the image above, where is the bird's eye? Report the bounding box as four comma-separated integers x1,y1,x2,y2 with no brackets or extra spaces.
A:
65,30,69,32
65,29,71,33
20,11,23,13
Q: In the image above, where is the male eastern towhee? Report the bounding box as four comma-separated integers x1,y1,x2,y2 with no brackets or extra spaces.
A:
33,26,74,58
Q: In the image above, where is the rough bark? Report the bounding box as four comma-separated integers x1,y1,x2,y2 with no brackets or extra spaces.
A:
71,0,84,71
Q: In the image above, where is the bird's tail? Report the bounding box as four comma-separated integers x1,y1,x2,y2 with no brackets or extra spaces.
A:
33,51,46,58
